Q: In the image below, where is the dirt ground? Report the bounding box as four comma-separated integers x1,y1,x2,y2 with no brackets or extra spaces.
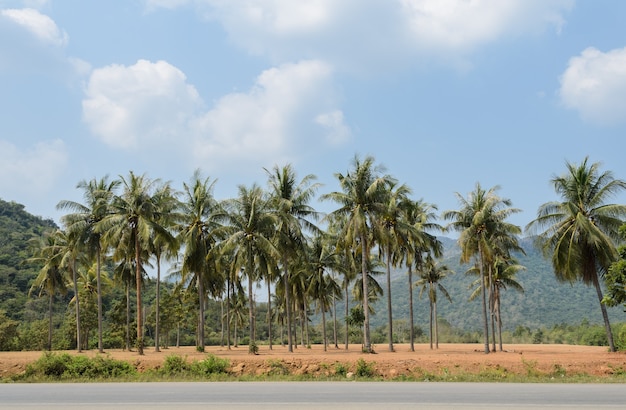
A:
1,343,626,380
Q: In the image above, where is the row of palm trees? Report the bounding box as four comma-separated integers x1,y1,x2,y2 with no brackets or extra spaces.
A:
28,155,626,354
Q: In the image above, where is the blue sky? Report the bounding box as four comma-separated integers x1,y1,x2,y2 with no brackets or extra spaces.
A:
1,0,626,233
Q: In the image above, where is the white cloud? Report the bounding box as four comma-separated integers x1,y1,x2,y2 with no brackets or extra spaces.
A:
315,110,351,145
82,59,350,171
559,47,626,126
1,8,67,46
146,0,573,70
0,139,68,196
82,59,204,150
191,60,350,168
0,7,85,78
400,0,571,53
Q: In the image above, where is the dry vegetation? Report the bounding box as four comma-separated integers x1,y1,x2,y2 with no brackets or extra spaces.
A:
2,343,626,381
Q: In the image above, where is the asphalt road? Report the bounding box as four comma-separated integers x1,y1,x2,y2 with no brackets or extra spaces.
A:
1,382,625,409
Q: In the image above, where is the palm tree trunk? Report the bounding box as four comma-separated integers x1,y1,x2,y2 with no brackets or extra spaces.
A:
198,273,205,352
489,265,496,353
226,277,231,350
125,283,131,351
322,302,327,352
408,265,414,352
434,299,439,349
47,292,53,351
72,259,82,353
266,285,273,348
593,273,616,352
344,283,349,350
155,254,161,353
332,291,338,349
478,249,489,354
361,238,372,353
284,259,293,353
96,246,104,353
496,293,503,352
220,297,224,347
428,289,433,350
135,233,144,355
385,246,394,352
247,257,255,351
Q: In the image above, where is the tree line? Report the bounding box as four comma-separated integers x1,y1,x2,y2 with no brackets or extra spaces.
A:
23,155,626,354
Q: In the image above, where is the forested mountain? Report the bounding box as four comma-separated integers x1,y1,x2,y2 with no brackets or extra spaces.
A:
0,199,57,321
368,236,625,332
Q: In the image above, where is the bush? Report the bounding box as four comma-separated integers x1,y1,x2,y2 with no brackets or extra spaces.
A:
24,353,136,380
161,355,190,375
355,358,375,378
191,355,230,375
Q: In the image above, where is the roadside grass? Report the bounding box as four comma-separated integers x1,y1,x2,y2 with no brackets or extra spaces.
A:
5,353,626,383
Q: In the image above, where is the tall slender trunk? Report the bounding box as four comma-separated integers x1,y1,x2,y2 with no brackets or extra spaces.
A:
72,259,82,353
135,231,144,355
434,298,439,349
125,283,131,351
299,303,305,347
226,277,231,350
489,265,496,353
247,257,255,352
284,258,293,353
267,278,273,350
593,272,616,352
96,246,104,353
361,237,371,353
408,264,415,352
478,248,489,354
495,291,503,352
385,246,394,352
344,283,349,350
220,297,224,347
428,286,433,350
47,292,53,351
155,254,161,352
332,290,338,349
198,272,205,352
322,301,327,352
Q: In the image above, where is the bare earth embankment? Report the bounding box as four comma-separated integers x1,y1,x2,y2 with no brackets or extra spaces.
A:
2,343,626,380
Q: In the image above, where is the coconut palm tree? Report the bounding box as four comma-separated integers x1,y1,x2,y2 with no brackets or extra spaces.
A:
416,258,453,349
526,157,626,352
375,181,414,352
220,184,278,353
176,170,224,352
100,172,171,355
307,233,342,351
321,155,394,353
27,230,68,351
443,183,521,354
265,164,320,352
403,199,442,352
149,181,178,352
57,176,119,353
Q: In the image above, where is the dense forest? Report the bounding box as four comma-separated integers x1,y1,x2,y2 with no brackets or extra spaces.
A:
1,157,626,353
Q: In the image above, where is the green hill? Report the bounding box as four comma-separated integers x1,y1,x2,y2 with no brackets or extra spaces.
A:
0,198,57,321
368,236,625,332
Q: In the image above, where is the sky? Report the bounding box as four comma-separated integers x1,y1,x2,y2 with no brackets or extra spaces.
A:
2,0,626,234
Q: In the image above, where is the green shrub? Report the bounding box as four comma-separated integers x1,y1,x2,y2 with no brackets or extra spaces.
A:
355,358,375,378
334,362,347,376
190,355,229,375
161,355,190,375
24,353,136,380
